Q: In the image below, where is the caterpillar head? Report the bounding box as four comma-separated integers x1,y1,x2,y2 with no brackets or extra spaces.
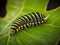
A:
10,30,15,36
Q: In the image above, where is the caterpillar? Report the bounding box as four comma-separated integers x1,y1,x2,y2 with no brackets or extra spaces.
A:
10,12,47,36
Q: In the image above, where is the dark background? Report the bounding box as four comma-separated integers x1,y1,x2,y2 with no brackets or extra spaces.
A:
0,0,7,18
46,0,60,11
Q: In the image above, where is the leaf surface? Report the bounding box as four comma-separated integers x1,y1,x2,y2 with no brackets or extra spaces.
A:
0,0,60,45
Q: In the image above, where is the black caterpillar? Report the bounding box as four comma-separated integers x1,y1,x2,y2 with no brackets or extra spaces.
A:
10,12,47,36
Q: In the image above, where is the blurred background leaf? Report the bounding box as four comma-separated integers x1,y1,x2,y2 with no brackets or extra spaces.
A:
0,0,60,45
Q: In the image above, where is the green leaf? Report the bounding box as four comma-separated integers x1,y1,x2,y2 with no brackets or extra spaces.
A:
0,0,60,45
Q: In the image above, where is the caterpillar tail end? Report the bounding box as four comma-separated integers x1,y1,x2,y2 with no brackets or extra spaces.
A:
44,15,49,20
